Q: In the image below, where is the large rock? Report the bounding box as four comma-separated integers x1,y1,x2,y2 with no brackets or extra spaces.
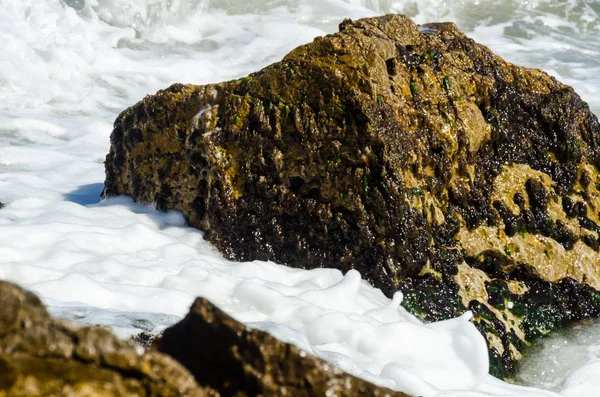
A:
0,281,209,396
103,14,600,377
157,296,410,397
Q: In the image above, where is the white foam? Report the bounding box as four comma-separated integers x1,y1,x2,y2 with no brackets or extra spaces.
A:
1,0,599,396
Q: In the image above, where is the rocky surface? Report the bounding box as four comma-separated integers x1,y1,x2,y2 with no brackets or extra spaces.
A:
157,296,409,397
103,14,600,377
0,281,209,397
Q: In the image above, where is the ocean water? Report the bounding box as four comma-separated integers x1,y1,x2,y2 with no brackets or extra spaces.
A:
0,0,599,396
517,318,600,397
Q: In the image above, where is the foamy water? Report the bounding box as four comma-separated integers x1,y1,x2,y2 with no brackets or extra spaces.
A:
1,0,598,396
517,318,600,397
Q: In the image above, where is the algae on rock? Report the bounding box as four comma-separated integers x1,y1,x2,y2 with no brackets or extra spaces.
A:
103,14,600,378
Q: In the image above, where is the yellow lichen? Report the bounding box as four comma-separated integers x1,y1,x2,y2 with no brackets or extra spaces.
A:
460,163,600,288
454,263,526,342
458,225,600,289
454,99,491,154
215,145,244,200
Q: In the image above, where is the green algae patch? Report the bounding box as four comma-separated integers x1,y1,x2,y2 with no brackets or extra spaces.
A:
104,14,600,378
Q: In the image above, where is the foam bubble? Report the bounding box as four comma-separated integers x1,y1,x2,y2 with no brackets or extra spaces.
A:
560,360,600,397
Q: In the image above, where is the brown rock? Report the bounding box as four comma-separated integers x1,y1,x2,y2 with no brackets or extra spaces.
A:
0,281,410,396
0,281,211,397
157,296,410,397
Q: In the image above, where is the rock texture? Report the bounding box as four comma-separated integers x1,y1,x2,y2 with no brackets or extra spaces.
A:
0,281,209,397
157,296,409,397
103,14,600,377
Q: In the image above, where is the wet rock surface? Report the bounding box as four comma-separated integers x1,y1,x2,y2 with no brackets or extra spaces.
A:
157,296,410,397
103,14,600,377
0,281,208,397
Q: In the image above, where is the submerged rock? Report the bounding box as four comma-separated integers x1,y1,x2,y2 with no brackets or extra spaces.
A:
0,281,209,396
157,296,409,397
103,14,600,377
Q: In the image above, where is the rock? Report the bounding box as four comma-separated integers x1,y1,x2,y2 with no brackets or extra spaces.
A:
157,297,410,397
0,281,210,396
0,281,408,397
103,14,600,377
131,331,160,349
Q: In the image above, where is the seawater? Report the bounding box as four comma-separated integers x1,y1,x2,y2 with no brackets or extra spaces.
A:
0,0,599,396
516,318,600,396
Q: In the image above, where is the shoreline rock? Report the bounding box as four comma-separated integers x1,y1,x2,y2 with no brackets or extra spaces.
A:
0,281,409,397
103,14,600,377
0,281,208,396
157,296,410,397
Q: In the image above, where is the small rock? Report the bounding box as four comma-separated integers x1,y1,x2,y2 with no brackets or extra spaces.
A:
157,297,410,397
131,331,159,349
0,281,211,396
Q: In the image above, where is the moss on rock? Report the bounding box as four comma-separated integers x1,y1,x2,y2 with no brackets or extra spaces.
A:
103,14,600,378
